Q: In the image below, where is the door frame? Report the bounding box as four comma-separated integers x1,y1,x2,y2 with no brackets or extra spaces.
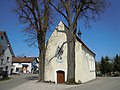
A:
55,69,67,84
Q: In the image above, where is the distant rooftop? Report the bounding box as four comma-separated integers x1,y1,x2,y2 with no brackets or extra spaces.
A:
12,57,35,63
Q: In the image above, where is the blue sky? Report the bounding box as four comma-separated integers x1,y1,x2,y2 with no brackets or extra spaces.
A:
0,0,120,60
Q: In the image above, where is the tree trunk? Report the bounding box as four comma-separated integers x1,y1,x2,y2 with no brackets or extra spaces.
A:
66,32,76,84
38,49,45,82
37,32,46,82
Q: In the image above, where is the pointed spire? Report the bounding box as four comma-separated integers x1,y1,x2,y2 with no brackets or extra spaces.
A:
78,28,82,38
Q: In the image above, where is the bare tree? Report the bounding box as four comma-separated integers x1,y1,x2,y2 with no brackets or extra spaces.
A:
49,0,109,84
15,0,51,82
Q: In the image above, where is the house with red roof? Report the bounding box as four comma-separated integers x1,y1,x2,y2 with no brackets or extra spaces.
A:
12,57,39,74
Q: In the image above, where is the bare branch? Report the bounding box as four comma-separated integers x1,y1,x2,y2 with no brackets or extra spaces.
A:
25,1,39,31
48,41,67,63
60,0,71,26
48,1,68,22
73,0,96,30
15,0,51,81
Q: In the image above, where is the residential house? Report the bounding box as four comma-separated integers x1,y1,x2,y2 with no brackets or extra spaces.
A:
12,57,39,74
44,21,96,84
0,31,14,75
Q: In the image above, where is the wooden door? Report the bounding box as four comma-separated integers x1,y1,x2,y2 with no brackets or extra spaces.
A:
57,71,65,83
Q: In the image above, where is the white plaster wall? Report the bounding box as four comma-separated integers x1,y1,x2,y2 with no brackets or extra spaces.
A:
0,34,12,75
12,63,22,73
75,40,83,83
45,21,67,83
44,21,96,83
12,63,32,73
75,40,96,83
4,48,12,74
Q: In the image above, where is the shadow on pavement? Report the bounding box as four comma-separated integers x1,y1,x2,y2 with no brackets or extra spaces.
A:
26,75,39,80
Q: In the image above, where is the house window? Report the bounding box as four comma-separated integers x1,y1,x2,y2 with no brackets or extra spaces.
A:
6,66,8,71
1,36,3,40
55,46,64,63
0,67,3,72
1,59,3,64
16,68,19,72
2,49,5,54
7,57,10,62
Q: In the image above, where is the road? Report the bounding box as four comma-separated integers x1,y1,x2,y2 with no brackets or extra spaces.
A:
0,73,38,90
0,76,120,90
63,77,120,90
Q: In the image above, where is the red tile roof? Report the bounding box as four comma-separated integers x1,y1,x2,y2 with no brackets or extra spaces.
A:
12,57,35,63
0,31,4,36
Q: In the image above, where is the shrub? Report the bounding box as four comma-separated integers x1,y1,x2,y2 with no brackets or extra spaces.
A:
2,71,8,79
